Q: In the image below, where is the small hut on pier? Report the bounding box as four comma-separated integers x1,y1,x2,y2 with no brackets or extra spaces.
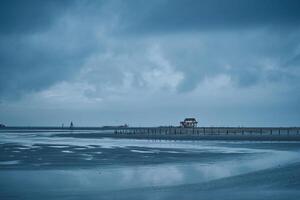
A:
180,118,198,128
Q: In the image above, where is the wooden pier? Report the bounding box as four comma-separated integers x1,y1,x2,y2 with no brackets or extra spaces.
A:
113,127,300,141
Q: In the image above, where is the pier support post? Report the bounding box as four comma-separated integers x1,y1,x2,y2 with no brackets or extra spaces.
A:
260,128,262,135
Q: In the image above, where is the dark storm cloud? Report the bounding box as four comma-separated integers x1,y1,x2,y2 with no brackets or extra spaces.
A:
0,0,102,99
112,0,300,91
0,0,73,35
0,35,93,99
120,0,300,33
0,0,72,98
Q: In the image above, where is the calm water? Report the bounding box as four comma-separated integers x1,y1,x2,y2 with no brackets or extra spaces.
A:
1,129,300,199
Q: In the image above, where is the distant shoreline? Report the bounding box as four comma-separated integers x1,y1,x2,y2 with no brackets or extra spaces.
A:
53,132,300,142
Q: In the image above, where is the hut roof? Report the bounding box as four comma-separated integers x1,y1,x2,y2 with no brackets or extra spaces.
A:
184,118,197,121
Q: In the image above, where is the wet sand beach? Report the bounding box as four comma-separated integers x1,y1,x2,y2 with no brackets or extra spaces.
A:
1,128,300,199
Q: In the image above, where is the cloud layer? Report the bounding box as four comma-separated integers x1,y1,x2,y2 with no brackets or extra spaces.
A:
0,0,300,126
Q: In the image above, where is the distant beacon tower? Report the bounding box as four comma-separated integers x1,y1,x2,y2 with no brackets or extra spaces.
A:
180,118,198,128
70,121,74,129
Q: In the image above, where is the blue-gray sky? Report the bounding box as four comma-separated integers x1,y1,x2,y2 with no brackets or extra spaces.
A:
0,0,300,126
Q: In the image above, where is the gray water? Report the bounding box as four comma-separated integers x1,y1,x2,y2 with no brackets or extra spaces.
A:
1,129,300,199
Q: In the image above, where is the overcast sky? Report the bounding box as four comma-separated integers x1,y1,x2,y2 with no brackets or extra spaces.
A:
0,0,300,127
